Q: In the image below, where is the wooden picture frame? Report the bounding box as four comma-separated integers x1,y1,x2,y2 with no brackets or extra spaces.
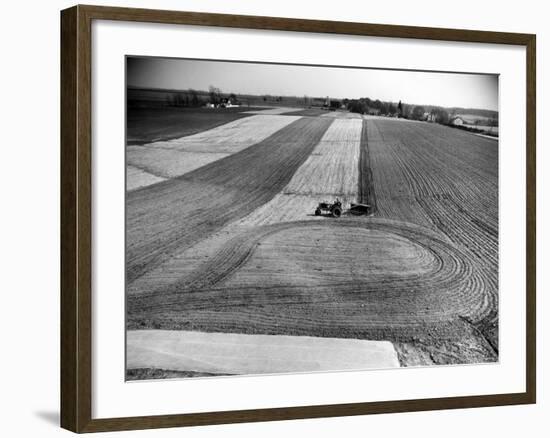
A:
61,4,536,433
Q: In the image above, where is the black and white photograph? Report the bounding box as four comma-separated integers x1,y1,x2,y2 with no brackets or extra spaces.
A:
125,56,499,381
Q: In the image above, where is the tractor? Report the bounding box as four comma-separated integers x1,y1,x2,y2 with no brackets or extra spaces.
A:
314,200,371,218
315,199,343,218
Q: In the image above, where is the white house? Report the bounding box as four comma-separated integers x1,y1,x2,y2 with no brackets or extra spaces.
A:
451,116,465,126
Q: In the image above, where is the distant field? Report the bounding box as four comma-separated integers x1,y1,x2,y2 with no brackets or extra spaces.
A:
126,115,300,190
455,113,499,136
463,124,499,135
126,107,257,145
456,113,496,124
242,107,301,115
284,108,328,117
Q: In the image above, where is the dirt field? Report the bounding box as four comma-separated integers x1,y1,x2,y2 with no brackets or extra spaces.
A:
322,111,364,119
237,118,363,225
284,108,327,117
127,107,255,145
242,107,301,115
127,110,499,370
126,165,166,191
126,116,333,284
366,119,498,355
126,115,300,190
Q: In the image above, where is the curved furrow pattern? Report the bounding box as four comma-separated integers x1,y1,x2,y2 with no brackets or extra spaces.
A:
128,218,492,343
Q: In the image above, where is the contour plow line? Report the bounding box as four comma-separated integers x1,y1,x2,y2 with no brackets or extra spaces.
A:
129,218,492,335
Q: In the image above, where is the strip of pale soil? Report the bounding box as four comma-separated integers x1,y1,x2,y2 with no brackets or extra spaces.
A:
126,165,166,191
321,111,364,119
236,118,363,226
242,107,301,115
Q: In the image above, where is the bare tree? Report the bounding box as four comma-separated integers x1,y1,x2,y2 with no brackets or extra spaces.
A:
209,85,222,105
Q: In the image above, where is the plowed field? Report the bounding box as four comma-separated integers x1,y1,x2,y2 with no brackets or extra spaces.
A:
243,107,300,115
238,118,362,225
126,116,333,284
127,115,299,190
366,119,498,352
127,111,498,369
127,107,255,145
126,165,166,191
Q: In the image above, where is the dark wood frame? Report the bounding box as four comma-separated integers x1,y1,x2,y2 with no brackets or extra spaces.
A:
61,4,536,433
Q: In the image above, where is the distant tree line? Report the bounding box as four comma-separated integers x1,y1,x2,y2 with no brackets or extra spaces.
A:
347,97,454,125
165,85,242,108
347,97,399,116
263,95,284,103
166,88,203,107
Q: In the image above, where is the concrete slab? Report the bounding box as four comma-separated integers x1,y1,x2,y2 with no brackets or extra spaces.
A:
127,330,400,376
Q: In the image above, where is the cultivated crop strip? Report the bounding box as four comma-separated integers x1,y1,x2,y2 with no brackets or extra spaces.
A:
126,115,300,190
238,118,363,225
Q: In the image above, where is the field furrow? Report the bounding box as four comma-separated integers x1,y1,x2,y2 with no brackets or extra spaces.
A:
365,119,498,346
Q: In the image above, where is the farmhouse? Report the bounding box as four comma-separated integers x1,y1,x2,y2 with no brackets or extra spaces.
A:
309,96,333,109
450,116,465,126
424,112,437,122
219,97,240,108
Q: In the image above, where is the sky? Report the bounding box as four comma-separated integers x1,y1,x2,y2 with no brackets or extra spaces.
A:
127,57,498,111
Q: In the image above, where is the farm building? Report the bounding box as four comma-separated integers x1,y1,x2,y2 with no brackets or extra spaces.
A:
309,96,332,108
451,116,465,125
424,112,437,122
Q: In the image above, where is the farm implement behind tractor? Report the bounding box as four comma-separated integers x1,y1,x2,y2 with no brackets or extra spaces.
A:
314,199,371,218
